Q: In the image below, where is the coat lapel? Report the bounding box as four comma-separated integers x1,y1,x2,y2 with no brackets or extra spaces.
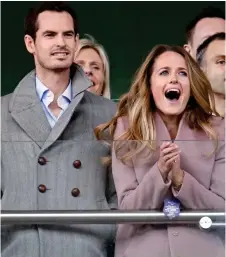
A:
154,112,171,143
9,70,51,148
154,112,197,144
9,65,92,150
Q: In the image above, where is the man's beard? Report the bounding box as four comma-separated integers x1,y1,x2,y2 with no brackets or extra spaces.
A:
36,54,72,72
209,76,225,96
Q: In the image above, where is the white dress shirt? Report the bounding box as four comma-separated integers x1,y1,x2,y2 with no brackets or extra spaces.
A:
36,76,72,128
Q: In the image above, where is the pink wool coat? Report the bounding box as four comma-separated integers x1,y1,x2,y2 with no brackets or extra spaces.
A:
112,112,225,257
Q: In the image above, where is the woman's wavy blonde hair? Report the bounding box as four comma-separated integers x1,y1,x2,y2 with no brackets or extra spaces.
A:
74,34,111,99
95,44,220,164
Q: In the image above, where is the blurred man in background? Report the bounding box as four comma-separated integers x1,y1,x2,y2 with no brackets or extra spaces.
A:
184,6,225,59
196,32,225,117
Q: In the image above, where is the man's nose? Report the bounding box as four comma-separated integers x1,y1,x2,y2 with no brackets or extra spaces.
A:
56,35,66,46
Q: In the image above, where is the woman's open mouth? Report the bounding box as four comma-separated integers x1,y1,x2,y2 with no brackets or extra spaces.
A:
164,88,181,102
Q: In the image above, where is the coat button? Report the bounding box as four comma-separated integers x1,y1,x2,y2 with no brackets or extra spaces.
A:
73,160,81,169
71,188,80,197
38,184,47,193
38,157,47,165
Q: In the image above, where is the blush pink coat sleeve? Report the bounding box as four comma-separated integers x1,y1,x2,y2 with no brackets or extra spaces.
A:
112,117,171,210
173,134,225,210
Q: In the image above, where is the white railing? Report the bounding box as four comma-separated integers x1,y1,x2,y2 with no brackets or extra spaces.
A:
1,210,225,229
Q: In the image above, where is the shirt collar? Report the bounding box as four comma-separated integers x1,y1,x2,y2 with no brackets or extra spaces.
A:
35,76,72,102
62,80,72,102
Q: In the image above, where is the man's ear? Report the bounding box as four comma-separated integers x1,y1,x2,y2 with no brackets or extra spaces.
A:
183,44,191,54
74,33,79,52
73,34,80,62
24,35,35,54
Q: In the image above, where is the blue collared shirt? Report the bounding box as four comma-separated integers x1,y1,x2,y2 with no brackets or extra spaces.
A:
36,76,72,128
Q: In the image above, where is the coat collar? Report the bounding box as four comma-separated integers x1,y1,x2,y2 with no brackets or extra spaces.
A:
153,111,205,143
9,65,92,150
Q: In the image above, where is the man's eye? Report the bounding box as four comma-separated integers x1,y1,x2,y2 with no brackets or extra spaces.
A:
65,33,74,37
217,60,225,65
45,34,54,37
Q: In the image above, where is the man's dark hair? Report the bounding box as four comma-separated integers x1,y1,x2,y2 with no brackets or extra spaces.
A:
24,1,78,40
196,32,225,65
185,6,225,43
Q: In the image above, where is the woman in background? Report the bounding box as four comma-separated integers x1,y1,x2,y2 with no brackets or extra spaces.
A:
74,34,111,99
95,45,225,257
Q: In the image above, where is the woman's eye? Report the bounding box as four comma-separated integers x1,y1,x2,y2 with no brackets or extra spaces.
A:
179,71,187,76
160,70,168,75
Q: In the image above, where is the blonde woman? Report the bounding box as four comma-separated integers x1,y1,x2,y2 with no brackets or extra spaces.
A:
95,45,225,257
74,35,111,99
